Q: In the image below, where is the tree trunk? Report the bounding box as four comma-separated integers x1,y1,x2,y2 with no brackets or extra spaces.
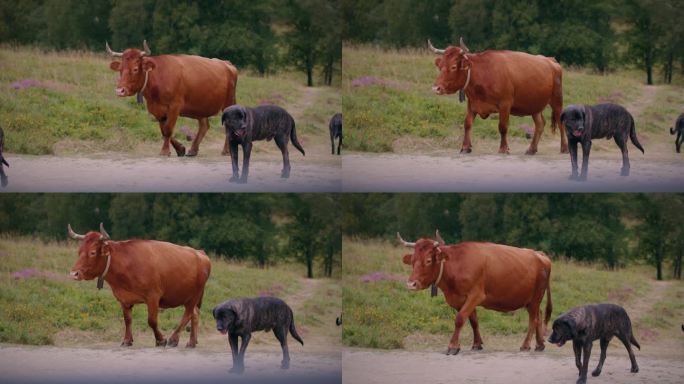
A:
324,239,333,277
645,48,654,85
675,246,682,279
306,244,313,278
656,239,663,280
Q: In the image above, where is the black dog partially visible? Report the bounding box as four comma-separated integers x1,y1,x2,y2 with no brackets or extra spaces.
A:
329,113,342,155
561,103,644,181
549,304,640,384
0,126,8,187
222,105,305,183
670,113,684,153
212,297,304,374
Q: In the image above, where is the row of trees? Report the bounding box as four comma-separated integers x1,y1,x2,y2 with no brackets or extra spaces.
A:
343,0,684,84
343,193,684,280
0,193,341,278
0,0,341,86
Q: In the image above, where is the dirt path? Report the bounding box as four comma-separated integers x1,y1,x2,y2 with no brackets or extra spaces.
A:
627,280,672,321
1,153,340,192
342,152,683,192
624,85,659,119
0,345,340,384
342,348,684,384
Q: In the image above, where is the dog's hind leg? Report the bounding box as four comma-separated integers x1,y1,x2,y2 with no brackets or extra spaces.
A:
274,326,290,369
275,134,291,178
592,337,610,377
677,130,683,153
614,136,630,176
617,333,639,373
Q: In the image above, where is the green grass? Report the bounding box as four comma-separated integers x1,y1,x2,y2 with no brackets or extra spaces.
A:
0,45,325,155
0,236,320,346
343,44,680,153
342,238,655,350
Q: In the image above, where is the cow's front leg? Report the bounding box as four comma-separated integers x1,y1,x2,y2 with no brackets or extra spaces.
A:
146,299,166,347
157,110,185,157
460,109,475,153
497,106,511,154
239,142,252,183
447,291,484,355
469,309,484,350
120,303,134,346
579,140,592,181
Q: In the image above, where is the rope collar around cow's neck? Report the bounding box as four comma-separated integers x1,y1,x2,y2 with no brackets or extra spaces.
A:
136,69,152,104
430,258,446,297
458,67,471,103
97,243,112,290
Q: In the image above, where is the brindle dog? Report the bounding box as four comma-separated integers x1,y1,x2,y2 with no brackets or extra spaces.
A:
561,103,644,181
212,297,304,374
0,126,8,187
222,105,305,183
329,113,342,155
670,112,684,153
549,304,640,384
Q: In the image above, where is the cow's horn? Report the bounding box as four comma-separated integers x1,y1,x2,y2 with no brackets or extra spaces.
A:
105,41,123,57
427,39,445,55
459,37,470,53
67,224,85,240
142,40,151,56
435,229,445,245
99,222,110,240
396,232,416,248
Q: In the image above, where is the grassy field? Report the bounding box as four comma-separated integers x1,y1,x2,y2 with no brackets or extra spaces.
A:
343,44,684,154
342,238,684,352
0,45,339,155
0,236,340,347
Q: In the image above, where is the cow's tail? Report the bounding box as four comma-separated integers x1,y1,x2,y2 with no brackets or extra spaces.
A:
289,308,304,346
629,116,645,154
290,117,306,156
550,67,563,134
544,269,553,334
630,334,641,350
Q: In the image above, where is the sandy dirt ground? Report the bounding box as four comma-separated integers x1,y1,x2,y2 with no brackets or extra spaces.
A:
0,344,340,384
342,152,683,192
0,152,340,192
342,348,684,384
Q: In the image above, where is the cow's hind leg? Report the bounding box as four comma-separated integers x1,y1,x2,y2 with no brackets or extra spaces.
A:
120,303,134,346
497,106,511,154
469,309,484,350
145,299,166,347
186,305,199,348
592,337,610,377
275,134,291,178
187,118,210,157
167,304,194,347
273,325,290,369
521,304,541,351
614,136,630,176
526,112,545,155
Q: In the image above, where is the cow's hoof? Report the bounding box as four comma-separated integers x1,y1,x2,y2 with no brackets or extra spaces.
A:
175,147,186,157
160,150,171,157
460,148,472,154
561,147,570,154
499,148,510,154
535,344,545,352
524,149,537,155
471,344,483,351
631,366,639,373
185,341,197,348
520,346,531,352
185,150,198,157
156,339,167,347
167,339,179,348
221,150,230,156
120,340,133,347
446,347,460,355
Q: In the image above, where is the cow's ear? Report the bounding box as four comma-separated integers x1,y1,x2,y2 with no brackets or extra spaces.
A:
436,247,449,262
459,56,471,70
142,58,156,72
109,61,121,71
434,57,442,68
402,254,412,265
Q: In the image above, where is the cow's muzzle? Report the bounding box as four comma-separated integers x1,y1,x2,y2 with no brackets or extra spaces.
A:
432,85,444,95
115,87,128,97
406,280,419,290
70,270,82,280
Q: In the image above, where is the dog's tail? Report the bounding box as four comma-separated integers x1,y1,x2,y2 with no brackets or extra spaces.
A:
289,117,306,156
0,156,8,167
630,333,641,350
289,308,304,346
671,126,676,135
629,116,645,154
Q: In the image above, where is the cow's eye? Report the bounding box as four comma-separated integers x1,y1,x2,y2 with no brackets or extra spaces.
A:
89,250,96,257
450,64,458,71
425,259,432,265
132,67,139,74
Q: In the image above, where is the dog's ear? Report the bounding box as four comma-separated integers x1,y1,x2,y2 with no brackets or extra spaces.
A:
212,305,219,319
563,317,578,338
560,110,566,123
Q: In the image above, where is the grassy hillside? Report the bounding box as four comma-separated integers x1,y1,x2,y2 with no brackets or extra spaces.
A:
0,45,339,155
0,236,340,347
343,44,684,153
342,238,683,352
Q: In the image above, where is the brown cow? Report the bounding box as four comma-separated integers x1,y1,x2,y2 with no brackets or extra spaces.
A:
429,38,567,155
107,41,238,157
68,223,211,348
398,230,552,355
